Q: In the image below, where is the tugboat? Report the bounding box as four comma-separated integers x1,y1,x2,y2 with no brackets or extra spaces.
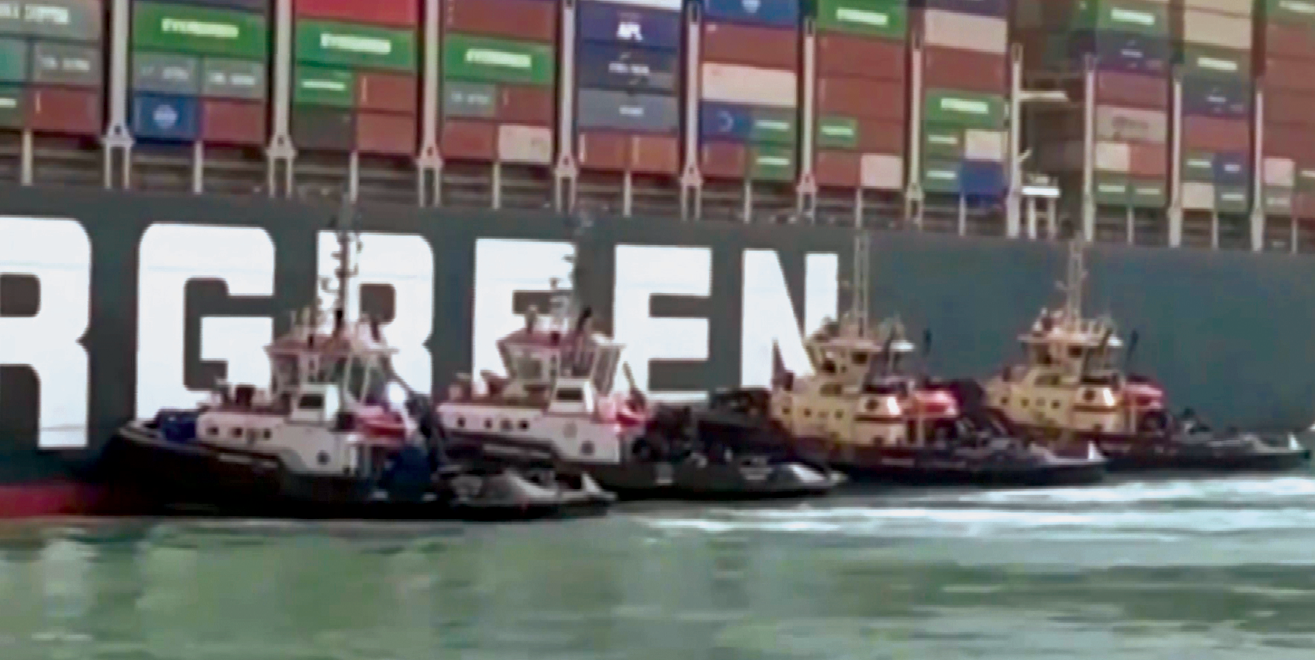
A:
765,231,1107,488
978,239,1310,473
100,202,614,521
435,217,840,501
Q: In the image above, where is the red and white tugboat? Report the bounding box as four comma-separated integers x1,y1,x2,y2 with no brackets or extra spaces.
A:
765,230,1107,488
102,202,614,521
436,219,840,501
979,239,1310,473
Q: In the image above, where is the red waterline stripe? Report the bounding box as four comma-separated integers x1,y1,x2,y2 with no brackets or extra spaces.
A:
0,482,110,518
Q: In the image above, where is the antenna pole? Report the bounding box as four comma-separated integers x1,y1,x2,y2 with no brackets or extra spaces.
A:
330,197,359,323
1062,238,1086,323
852,227,870,336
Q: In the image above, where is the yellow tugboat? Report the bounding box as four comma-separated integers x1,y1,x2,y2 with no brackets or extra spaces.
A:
979,240,1310,473
764,231,1107,488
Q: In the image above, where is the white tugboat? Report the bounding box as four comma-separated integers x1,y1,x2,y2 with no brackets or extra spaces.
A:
978,239,1310,473
435,217,840,500
761,230,1106,488
102,202,614,520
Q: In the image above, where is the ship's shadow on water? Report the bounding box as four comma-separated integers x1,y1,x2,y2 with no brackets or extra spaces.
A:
0,477,1313,658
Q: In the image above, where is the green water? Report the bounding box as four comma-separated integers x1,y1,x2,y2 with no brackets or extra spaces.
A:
4,477,1315,659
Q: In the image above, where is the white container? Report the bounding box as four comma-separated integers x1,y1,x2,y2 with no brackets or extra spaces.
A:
1094,141,1131,173
963,129,1005,161
498,124,553,164
1264,157,1296,187
860,153,903,190
922,10,1007,54
1182,182,1216,211
701,63,798,108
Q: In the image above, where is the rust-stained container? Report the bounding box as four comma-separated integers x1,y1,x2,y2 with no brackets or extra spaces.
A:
701,63,798,108
27,87,100,136
923,46,1007,94
498,84,554,126
816,32,905,81
442,119,497,161
1262,87,1315,127
579,131,629,172
497,124,553,164
1263,57,1315,93
702,21,798,71
293,107,355,151
857,119,906,154
1096,71,1169,110
1261,22,1315,61
1182,115,1250,152
444,0,556,44
357,72,417,115
631,134,679,174
701,141,747,179
294,0,420,28
818,78,904,121
1128,142,1168,178
357,111,415,156
201,99,266,146
815,150,861,188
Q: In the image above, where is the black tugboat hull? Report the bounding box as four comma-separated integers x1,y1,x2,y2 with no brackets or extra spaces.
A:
1044,434,1313,474
444,431,843,502
828,460,1107,488
99,426,612,522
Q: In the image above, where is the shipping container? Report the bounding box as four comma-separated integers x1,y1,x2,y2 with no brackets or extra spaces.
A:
202,57,266,99
442,118,496,160
1261,22,1315,60
1181,115,1250,152
814,150,861,187
703,0,799,29
200,97,265,145
1181,76,1251,118
1064,31,1171,75
702,63,797,108
443,80,496,118
294,65,354,107
292,106,355,150
445,0,556,44
1094,105,1167,143
1263,86,1315,126
0,0,101,42
1096,71,1169,110
702,21,799,70
295,19,416,71
443,33,554,86
294,0,418,28
700,102,797,144
701,141,747,179
161,0,270,10
819,77,903,120
497,84,554,125
131,92,200,141
1179,44,1250,79
30,40,101,88
919,9,1008,54
578,131,679,173
1177,10,1251,51
816,32,905,80
922,46,1006,94
918,0,1009,17
0,85,25,128
356,111,415,155
28,86,99,135
0,37,26,83
577,0,682,51
357,70,415,114
576,41,679,94
497,124,553,164
750,144,796,181
923,89,1006,128
1073,0,1171,36
815,0,907,39
133,51,201,96
133,2,268,60
576,88,679,133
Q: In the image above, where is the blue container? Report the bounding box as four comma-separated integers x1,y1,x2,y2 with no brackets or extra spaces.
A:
577,42,680,94
1213,152,1250,186
1182,76,1252,119
699,101,753,142
912,0,1009,18
132,93,199,142
1068,30,1171,76
702,0,799,29
959,160,1005,197
578,0,682,51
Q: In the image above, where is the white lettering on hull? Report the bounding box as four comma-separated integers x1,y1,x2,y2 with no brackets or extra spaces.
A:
0,217,90,449
136,225,275,419
613,245,711,402
740,250,839,388
471,238,573,381
317,232,435,393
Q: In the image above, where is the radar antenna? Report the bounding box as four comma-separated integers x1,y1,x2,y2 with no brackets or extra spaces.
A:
320,197,362,326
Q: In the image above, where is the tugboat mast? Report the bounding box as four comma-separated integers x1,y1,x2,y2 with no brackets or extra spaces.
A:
1058,238,1086,326
849,227,871,337
323,198,361,328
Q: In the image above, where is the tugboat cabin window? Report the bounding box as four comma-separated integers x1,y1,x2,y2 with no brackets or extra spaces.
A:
852,351,869,366
556,388,585,403
509,352,546,382
298,393,325,410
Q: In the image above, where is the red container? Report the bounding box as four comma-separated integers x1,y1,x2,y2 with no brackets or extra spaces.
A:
922,46,1007,94
294,0,419,27
814,150,861,188
445,0,556,43
499,84,554,126
1261,22,1315,61
701,21,798,71
1264,56,1315,93
818,78,904,121
1182,116,1251,152
816,32,904,81
701,142,746,179
357,111,415,156
631,134,678,174
579,131,630,172
1295,192,1315,219
442,119,497,161
857,119,906,154
1263,86,1315,127
27,87,100,136
1096,71,1168,111
357,72,417,115
201,99,266,146
1264,124,1309,160
1128,142,1167,177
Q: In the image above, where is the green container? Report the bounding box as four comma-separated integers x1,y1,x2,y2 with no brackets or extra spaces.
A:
1265,0,1315,26
1129,179,1166,209
922,161,961,194
814,0,906,40
816,116,857,149
443,33,554,86
1263,186,1294,214
750,145,796,182
296,19,416,72
1179,45,1251,81
923,90,1006,129
750,107,797,146
1297,167,1315,191
1094,174,1129,206
1215,186,1250,214
1074,0,1169,36
294,65,355,107
1182,152,1216,183
0,84,23,129
133,2,268,60
923,124,963,160
0,37,26,84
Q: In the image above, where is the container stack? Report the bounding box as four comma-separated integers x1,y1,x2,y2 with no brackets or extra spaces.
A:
575,0,682,177
1018,0,1172,214
698,0,801,185
292,0,419,156
0,0,103,138
912,0,1010,200
440,0,557,167
810,0,907,192
131,0,269,146
1257,0,1315,221
1173,0,1254,218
